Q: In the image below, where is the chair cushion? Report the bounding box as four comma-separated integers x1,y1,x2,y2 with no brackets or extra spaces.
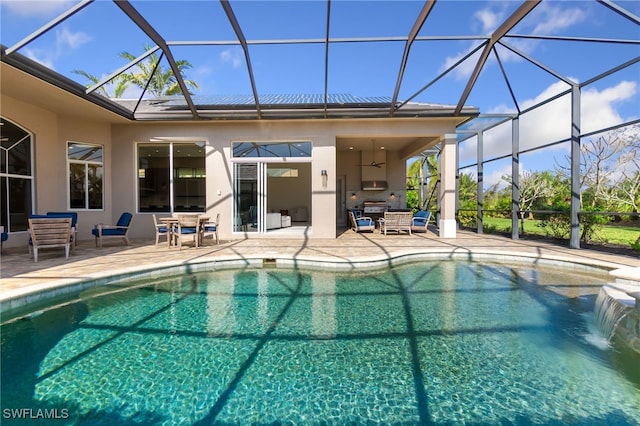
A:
1,232,7,242
356,218,372,226
413,218,427,226
176,227,198,234
92,228,127,237
157,226,168,233
29,214,49,219
204,225,217,231
47,212,78,227
414,210,430,218
116,212,133,227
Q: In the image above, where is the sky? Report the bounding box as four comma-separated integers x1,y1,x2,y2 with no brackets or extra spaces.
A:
1,0,639,187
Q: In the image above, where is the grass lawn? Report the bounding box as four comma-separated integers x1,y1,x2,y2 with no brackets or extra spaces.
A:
482,217,640,247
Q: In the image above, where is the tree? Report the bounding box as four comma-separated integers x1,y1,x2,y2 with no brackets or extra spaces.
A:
73,45,200,98
120,45,199,97
502,170,556,233
557,124,639,213
407,153,439,211
71,69,130,98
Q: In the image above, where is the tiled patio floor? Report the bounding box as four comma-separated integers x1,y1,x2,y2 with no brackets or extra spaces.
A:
2,228,639,311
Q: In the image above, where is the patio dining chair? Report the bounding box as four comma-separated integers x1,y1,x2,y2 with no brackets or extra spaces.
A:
201,213,220,245
152,214,170,246
173,214,201,249
1,226,7,251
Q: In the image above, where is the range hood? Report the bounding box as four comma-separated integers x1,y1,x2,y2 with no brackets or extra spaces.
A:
361,180,388,190
361,150,387,190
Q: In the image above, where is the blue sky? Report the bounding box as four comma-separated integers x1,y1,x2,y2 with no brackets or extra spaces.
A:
1,0,638,186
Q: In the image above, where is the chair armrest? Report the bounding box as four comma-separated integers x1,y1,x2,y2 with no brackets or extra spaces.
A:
97,224,128,230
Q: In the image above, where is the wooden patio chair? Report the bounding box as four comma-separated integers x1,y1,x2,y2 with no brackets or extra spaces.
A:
28,217,72,262
91,212,133,248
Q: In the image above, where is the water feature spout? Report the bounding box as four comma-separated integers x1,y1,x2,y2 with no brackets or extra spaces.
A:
593,285,636,342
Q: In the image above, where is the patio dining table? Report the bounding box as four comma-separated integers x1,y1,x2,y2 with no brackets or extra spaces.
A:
159,215,210,248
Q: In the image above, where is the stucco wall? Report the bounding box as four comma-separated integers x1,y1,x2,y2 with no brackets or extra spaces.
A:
111,121,338,240
1,94,111,246
2,92,457,244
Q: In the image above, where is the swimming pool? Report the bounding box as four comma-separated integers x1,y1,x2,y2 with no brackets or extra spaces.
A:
2,261,639,424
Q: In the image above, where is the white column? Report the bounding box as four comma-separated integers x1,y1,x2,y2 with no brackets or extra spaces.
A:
439,133,457,238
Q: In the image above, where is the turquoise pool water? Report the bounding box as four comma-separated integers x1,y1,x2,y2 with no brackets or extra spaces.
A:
2,261,639,425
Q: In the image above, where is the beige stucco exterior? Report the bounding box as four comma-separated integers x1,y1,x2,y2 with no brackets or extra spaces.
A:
1,64,463,247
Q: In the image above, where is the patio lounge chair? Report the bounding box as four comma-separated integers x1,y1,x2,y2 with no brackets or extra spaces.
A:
380,211,412,235
28,217,72,262
92,212,133,248
411,210,432,233
46,212,79,248
349,210,375,233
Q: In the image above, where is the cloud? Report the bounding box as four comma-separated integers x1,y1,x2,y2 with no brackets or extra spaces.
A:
23,47,55,69
473,8,503,33
529,2,588,34
581,81,637,133
1,0,75,17
459,79,637,168
56,26,91,50
19,25,90,71
220,48,243,69
443,1,590,80
440,42,483,80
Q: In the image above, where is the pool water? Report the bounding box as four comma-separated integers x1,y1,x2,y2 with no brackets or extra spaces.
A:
2,261,639,425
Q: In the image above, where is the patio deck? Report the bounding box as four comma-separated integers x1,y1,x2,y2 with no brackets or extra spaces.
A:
1,228,639,314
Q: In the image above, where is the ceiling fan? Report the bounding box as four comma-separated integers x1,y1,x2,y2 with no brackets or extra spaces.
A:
359,140,385,168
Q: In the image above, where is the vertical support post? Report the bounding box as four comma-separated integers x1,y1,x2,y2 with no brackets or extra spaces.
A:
439,133,457,238
477,131,484,234
455,137,460,230
511,117,520,240
570,85,581,249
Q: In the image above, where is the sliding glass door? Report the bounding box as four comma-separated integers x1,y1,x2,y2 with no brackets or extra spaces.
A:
232,141,312,234
233,163,266,233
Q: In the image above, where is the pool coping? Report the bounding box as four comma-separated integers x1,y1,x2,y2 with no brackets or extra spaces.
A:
2,246,638,318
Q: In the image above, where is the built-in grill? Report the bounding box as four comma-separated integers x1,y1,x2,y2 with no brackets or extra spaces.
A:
363,201,387,223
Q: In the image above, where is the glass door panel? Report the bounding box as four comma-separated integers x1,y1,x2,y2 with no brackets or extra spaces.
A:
234,163,258,232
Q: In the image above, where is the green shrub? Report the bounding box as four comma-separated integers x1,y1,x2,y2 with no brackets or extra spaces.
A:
537,206,606,243
483,223,497,234
458,211,476,229
538,213,570,239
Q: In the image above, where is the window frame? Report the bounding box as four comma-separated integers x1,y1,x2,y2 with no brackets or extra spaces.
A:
136,140,207,214
1,117,35,233
67,141,104,210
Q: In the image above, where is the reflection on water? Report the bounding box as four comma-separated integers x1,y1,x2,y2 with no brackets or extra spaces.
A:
312,273,336,338
1,261,638,425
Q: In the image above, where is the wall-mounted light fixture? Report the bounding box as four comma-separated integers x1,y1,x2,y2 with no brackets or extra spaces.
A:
389,193,395,199
321,169,328,188
351,193,357,199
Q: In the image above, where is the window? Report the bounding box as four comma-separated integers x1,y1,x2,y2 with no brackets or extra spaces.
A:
137,142,206,213
68,142,103,209
267,168,299,177
1,117,34,233
232,141,312,158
